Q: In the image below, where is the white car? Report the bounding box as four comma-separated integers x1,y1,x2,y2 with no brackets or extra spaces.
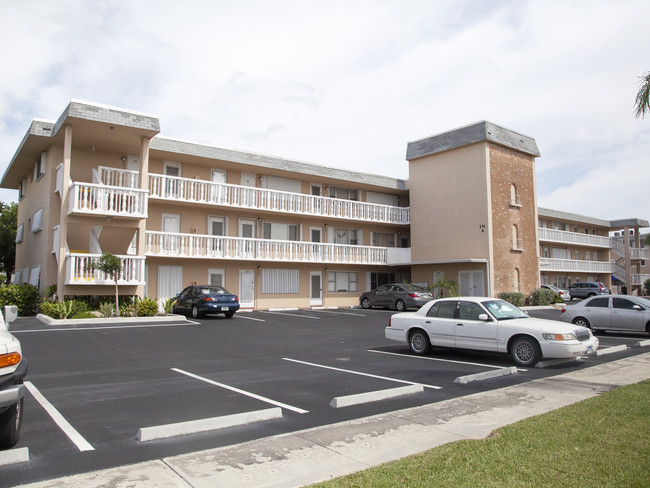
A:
0,306,26,449
385,297,599,366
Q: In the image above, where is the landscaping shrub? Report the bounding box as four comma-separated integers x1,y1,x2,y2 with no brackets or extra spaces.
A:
497,292,525,307
0,284,40,316
40,299,90,319
531,287,557,306
99,301,115,318
136,297,158,317
644,278,650,296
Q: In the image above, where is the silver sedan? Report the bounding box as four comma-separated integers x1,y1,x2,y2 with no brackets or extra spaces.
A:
560,295,650,335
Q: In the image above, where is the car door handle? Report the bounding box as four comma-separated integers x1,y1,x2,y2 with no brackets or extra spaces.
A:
456,323,463,326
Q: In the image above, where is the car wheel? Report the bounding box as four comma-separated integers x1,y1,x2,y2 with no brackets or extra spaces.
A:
646,322,650,336
409,329,431,355
510,336,541,367
395,299,406,311
361,297,371,309
192,306,202,319
224,312,234,318
572,317,590,328
0,397,23,450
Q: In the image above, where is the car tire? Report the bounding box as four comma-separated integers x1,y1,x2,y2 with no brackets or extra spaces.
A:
361,298,371,309
395,299,406,311
0,397,23,450
572,317,590,329
510,336,541,367
224,312,234,318
192,306,202,319
408,329,431,355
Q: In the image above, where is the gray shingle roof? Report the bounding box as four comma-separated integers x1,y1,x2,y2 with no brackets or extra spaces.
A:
406,121,540,160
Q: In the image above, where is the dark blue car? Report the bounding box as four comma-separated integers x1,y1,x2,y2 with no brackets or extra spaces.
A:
173,285,240,318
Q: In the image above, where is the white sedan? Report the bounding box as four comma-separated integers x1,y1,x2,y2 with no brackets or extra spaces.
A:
385,297,599,366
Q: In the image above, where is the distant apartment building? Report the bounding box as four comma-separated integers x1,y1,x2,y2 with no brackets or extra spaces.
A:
2,100,647,308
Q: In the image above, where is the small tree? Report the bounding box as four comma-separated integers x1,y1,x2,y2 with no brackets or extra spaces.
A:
87,253,123,316
634,71,650,119
430,274,459,298
0,202,18,284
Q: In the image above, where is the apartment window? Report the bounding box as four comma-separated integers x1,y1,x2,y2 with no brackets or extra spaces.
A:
18,178,26,200
262,269,299,294
208,216,226,236
593,251,598,261
328,271,358,292
164,161,182,177
334,228,358,245
509,184,521,206
260,175,301,193
34,152,46,181
371,232,395,247
511,225,522,251
15,224,24,244
573,226,578,233
585,251,590,261
574,250,580,260
310,184,322,196
263,222,298,241
367,191,398,206
553,222,566,231
329,186,358,201
32,208,44,233
370,272,395,290
208,269,225,287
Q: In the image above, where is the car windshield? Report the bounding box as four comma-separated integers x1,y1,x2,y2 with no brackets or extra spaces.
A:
481,299,529,320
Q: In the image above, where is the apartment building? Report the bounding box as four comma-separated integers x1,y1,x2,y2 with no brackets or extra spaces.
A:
2,100,648,307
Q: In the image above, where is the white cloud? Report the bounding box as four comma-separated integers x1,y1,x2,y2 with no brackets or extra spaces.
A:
0,0,648,227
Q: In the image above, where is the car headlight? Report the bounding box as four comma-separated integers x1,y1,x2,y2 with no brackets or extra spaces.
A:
542,333,577,341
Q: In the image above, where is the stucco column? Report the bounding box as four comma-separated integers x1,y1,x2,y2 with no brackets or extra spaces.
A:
136,136,151,297
56,125,73,302
624,226,632,294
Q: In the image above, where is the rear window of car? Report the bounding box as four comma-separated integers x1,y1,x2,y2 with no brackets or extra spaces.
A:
587,297,609,308
426,301,457,318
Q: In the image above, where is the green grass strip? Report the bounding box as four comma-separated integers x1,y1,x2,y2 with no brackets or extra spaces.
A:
311,380,650,488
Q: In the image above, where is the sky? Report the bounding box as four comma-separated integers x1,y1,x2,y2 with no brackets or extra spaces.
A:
0,0,648,226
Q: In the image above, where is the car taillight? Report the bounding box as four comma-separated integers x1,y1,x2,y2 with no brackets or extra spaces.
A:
408,293,418,298
203,297,215,302
0,352,21,368
560,307,566,313
388,316,391,327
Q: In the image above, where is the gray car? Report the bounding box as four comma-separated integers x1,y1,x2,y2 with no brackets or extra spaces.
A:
360,283,433,311
560,295,650,335
567,282,610,300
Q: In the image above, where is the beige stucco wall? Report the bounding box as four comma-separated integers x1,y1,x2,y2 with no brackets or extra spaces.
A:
408,143,491,264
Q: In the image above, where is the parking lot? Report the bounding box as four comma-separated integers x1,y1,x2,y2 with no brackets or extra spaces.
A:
2,306,649,486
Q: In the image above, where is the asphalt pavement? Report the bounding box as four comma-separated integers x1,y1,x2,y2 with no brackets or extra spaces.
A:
11,349,650,488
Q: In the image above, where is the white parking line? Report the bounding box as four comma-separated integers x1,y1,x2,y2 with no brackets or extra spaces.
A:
367,349,526,371
24,381,94,452
283,358,442,389
171,368,309,414
234,315,266,322
258,311,320,319
308,310,367,317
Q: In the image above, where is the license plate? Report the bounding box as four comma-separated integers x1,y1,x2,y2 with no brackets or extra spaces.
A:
586,345,594,354
222,306,229,311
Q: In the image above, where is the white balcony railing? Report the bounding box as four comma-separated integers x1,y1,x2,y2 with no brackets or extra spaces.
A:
611,238,649,260
93,166,139,188
145,231,388,265
148,174,410,225
65,253,145,285
68,182,148,218
538,227,611,248
539,258,614,274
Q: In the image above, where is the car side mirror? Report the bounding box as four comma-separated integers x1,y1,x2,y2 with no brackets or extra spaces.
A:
633,305,642,311
478,313,489,321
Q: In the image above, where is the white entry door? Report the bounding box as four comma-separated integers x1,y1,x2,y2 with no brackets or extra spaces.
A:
239,269,255,308
310,271,322,306
158,265,183,309
459,270,485,296
211,170,227,203
162,214,180,253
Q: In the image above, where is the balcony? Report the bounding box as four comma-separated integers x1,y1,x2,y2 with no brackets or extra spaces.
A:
539,258,614,274
65,253,145,285
611,238,649,260
145,231,389,265
538,227,611,248
148,174,409,225
68,182,148,219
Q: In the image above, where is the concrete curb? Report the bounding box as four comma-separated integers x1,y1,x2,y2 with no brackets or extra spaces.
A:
0,447,29,467
454,366,517,384
36,314,187,326
596,345,628,356
137,408,282,442
329,385,423,408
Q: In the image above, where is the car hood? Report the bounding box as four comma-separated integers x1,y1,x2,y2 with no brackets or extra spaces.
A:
498,317,583,334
